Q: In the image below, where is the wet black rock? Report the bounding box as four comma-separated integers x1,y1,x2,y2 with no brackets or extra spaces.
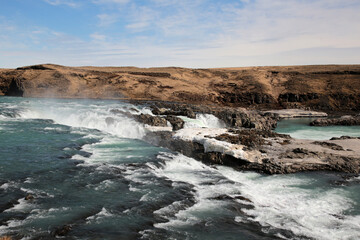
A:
165,115,185,130
151,106,196,119
134,114,168,127
214,129,289,149
214,108,278,131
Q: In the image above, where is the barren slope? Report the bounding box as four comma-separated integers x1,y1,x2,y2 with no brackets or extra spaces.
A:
1,64,360,112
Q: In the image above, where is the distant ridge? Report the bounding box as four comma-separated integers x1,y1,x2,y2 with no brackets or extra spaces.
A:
1,64,360,113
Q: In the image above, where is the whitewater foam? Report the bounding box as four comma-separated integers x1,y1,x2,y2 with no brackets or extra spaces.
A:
150,153,239,229
17,100,147,139
181,113,226,129
217,166,360,240
86,207,113,221
150,153,360,239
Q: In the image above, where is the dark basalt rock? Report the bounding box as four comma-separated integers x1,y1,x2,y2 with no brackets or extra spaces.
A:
210,194,252,203
165,115,185,130
214,129,289,149
128,71,171,78
4,78,24,96
16,64,53,70
310,116,360,126
134,114,168,127
214,109,278,131
151,106,196,119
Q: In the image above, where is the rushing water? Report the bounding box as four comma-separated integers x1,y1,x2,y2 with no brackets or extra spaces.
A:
0,96,359,240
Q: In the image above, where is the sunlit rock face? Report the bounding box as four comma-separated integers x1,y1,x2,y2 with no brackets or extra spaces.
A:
1,64,360,112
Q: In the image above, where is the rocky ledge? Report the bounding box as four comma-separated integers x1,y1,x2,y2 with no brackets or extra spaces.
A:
144,127,360,174
264,109,328,118
126,102,360,175
132,101,278,131
310,115,360,126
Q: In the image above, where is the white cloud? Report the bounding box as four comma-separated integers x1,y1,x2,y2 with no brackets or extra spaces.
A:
90,33,106,41
2,0,360,68
93,0,129,5
97,14,119,27
43,0,80,8
125,6,157,31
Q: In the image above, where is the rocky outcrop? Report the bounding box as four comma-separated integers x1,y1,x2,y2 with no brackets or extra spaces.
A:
137,101,278,131
165,115,185,130
310,115,360,126
214,129,290,150
151,106,196,118
213,108,278,131
4,78,24,96
134,114,168,127
143,126,360,175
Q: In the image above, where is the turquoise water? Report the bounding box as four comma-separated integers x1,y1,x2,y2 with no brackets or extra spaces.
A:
0,96,359,239
276,118,360,140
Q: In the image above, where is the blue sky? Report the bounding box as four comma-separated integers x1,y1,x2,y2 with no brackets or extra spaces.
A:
1,0,360,68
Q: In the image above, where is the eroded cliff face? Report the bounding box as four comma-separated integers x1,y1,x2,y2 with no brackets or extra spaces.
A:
1,64,360,112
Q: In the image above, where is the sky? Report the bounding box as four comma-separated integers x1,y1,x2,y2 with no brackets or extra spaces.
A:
0,0,360,68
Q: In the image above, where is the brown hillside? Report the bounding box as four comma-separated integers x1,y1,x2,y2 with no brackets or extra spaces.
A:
1,64,360,112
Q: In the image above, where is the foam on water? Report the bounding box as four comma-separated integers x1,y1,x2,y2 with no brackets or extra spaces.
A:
217,166,360,240
150,153,239,229
86,207,114,222
150,153,360,239
181,113,226,129
11,99,147,139
20,107,145,139
5,198,34,213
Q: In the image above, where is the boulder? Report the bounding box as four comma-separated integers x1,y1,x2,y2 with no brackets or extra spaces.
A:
214,108,277,131
151,106,196,118
165,115,185,130
134,114,168,127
